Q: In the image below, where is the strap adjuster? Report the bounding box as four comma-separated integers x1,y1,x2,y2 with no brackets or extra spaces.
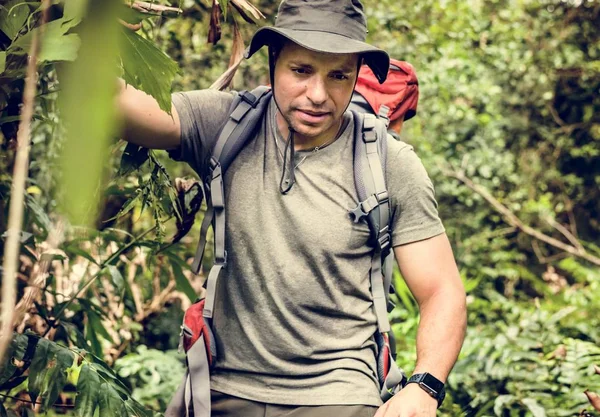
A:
363,130,377,143
376,191,389,204
240,91,257,106
378,232,391,251
215,250,227,265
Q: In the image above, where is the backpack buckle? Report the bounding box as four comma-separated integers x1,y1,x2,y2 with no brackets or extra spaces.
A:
349,194,379,223
349,204,368,223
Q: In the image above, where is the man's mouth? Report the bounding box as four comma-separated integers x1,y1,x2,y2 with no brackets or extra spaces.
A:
296,109,330,123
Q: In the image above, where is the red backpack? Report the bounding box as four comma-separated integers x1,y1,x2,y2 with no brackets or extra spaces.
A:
349,59,419,133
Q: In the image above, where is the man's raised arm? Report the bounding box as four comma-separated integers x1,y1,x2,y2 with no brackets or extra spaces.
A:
117,79,181,149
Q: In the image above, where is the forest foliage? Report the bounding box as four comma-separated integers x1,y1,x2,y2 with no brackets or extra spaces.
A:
0,0,599,416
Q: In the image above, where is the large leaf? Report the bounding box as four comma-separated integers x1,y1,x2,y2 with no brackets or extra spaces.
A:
58,0,120,226
0,333,29,386
74,364,101,417
98,382,128,416
11,17,81,63
0,1,31,40
28,339,75,410
119,28,180,114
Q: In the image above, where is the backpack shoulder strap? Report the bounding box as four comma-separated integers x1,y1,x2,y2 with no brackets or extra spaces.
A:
349,110,392,333
190,87,272,320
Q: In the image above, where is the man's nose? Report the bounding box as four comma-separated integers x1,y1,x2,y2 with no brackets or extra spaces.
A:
305,76,327,106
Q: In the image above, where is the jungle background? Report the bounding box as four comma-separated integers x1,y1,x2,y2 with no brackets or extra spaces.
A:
1,0,599,416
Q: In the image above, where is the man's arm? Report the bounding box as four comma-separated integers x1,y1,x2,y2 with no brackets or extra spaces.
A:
117,79,181,149
376,232,467,417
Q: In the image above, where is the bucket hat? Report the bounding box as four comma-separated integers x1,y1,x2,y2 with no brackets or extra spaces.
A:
244,0,390,84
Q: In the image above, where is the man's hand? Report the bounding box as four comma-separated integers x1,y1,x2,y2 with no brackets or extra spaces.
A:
374,385,438,417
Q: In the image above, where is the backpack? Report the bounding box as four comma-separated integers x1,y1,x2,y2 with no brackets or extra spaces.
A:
166,61,419,416
349,59,418,137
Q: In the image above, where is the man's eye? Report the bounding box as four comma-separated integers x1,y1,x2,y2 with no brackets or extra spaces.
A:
332,73,349,81
292,68,308,74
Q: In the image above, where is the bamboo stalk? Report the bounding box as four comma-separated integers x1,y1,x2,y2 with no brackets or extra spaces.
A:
0,0,51,364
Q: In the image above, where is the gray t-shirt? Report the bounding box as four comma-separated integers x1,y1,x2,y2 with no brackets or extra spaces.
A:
171,89,445,407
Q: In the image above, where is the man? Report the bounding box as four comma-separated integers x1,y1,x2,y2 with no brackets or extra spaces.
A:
118,0,467,416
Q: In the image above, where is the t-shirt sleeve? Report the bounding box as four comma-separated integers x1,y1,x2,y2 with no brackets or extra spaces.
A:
168,89,236,175
386,137,445,246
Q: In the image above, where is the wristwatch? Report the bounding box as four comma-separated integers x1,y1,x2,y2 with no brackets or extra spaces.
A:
406,372,446,408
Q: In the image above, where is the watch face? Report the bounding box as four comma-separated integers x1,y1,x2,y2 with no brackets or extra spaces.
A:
421,373,445,396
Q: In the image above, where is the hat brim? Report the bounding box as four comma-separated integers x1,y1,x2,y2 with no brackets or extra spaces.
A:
245,27,390,84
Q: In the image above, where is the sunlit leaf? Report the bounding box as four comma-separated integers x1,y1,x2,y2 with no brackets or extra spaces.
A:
11,18,81,63
119,28,180,114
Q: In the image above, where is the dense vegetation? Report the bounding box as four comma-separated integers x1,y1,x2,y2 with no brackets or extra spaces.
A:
0,0,599,416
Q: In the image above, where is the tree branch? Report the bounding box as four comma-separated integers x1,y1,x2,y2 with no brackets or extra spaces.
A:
0,0,51,365
441,166,600,267
12,221,65,328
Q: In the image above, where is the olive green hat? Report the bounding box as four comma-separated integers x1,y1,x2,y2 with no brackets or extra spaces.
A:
244,0,390,83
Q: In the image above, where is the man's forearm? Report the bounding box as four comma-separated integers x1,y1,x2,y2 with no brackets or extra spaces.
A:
117,79,181,149
411,287,467,382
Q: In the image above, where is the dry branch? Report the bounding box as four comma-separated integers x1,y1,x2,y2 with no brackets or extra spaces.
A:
211,17,245,91
131,1,182,16
12,221,65,328
0,0,51,365
442,166,600,267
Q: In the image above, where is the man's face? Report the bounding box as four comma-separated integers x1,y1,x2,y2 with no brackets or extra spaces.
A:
273,42,359,146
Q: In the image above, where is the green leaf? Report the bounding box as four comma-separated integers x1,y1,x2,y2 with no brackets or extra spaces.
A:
119,142,149,175
0,333,29,386
62,0,86,26
28,338,74,409
115,193,141,219
74,364,101,417
171,260,197,302
124,398,154,417
0,1,31,40
60,322,89,349
98,382,127,416
11,18,81,63
87,309,115,345
0,51,6,74
27,338,50,404
119,28,180,114
222,0,229,20
105,265,125,294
